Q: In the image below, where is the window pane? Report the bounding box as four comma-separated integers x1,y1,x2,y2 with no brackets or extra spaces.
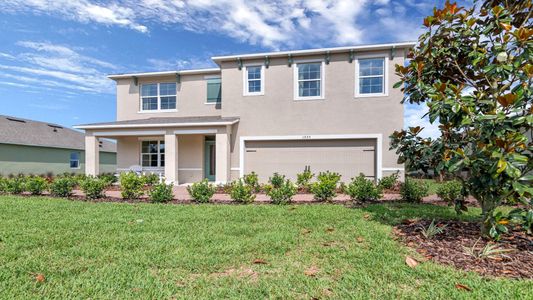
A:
359,58,384,76
142,97,158,110
70,160,79,168
148,141,158,154
298,63,321,80
207,78,221,103
248,79,261,93
150,154,158,167
360,77,383,94
159,83,176,96
141,84,157,97
160,154,165,167
141,141,149,153
159,141,165,153
70,152,79,160
247,66,261,80
299,80,320,97
142,154,150,167
160,96,176,109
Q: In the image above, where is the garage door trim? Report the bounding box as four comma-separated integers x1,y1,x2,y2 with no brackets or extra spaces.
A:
239,134,382,179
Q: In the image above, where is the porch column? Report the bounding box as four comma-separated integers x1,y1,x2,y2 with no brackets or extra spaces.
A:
85,135,99,176
215,132,230,183
164,133,179,184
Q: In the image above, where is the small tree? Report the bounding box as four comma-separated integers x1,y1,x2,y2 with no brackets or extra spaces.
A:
391,0,532,237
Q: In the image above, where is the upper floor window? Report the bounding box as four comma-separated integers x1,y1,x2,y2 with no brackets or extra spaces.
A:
206,77,221,104
141,140,165,167
355,57,387,97
70,152,80,169
294,62,324,100
244,65,264,96
140,83,176,112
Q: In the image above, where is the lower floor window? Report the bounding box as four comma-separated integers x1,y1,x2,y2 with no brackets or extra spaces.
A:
141,140,165,167
70,152,80,169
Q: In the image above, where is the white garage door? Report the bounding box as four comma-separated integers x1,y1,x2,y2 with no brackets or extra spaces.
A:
243,139,376,182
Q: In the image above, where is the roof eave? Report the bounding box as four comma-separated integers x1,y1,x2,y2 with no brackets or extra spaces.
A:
211,41,417,63
107,68,221,80
74,119,239,130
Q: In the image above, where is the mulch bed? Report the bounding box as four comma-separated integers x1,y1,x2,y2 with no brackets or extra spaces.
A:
394,219,533,279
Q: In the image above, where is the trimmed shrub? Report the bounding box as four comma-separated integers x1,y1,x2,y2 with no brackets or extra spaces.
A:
142,173,160,186
49,177,76,197
310,171,341,202
120,172,145,199
267,179,297,205
269,172,286,189
187,179,216,203
296,167,314,190
436,180,463,203
149,183,174,203
79,177,107,199
400,179,429,203
25,176,48,195
98,173,117,186
5,177,25,194
230,179,256,204
0,177,7,193
378,172,399,190
345,174,382,202
243,172,260,192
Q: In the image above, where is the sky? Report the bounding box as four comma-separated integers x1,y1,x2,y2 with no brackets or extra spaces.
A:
0,0,467,138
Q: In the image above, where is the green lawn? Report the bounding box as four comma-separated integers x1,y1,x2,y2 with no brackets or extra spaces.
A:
0,196,530,299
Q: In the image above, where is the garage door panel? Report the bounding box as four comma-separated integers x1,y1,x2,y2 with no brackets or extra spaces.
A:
244,139,376,182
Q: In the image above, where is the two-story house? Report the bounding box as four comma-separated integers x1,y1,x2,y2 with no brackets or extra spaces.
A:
75,42,415,184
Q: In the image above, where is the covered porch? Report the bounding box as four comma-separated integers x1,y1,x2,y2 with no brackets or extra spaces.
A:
74,116,239,184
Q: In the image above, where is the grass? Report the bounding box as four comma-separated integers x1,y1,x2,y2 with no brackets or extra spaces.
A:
0,196,530,299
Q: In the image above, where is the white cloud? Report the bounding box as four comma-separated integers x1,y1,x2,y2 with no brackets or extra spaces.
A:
0,41,118,94
404,103,441,139
0,0,409,49
1,0,148,33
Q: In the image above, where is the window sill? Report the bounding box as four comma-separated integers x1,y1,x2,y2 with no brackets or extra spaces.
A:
137,109,178,113
294,97,325,101
243,92,264,97
204,102,221,105
354,93,389,98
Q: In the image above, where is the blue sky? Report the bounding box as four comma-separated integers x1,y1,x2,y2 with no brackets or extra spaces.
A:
0,0,464,137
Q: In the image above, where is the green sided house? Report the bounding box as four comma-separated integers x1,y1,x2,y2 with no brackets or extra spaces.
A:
0,115,116,176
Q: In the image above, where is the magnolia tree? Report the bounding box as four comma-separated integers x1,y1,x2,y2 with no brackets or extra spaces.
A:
390,0,532,238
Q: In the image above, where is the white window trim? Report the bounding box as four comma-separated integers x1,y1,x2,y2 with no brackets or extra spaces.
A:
139,82,178,113
69,152,80,169
243,64,265,96
204,75,222,105
293,60,325,101
354,55,388,98
140,140,165,168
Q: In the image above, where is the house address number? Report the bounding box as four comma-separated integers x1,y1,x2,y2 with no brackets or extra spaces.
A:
301,135,312,139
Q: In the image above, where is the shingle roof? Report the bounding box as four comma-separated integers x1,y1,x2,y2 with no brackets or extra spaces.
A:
75,116,240,129
0,115,116,152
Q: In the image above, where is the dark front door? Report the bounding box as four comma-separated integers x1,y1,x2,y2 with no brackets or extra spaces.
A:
204,139,216,181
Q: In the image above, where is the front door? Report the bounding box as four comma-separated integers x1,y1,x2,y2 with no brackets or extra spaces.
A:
204,139,216,181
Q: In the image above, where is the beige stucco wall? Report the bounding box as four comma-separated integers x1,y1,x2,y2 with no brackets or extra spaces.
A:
116,73,221,121
219,50,406,179
110,47,407,182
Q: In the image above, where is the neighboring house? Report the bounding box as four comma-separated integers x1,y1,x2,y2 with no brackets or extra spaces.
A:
0,115,116,176
75,42,414,184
